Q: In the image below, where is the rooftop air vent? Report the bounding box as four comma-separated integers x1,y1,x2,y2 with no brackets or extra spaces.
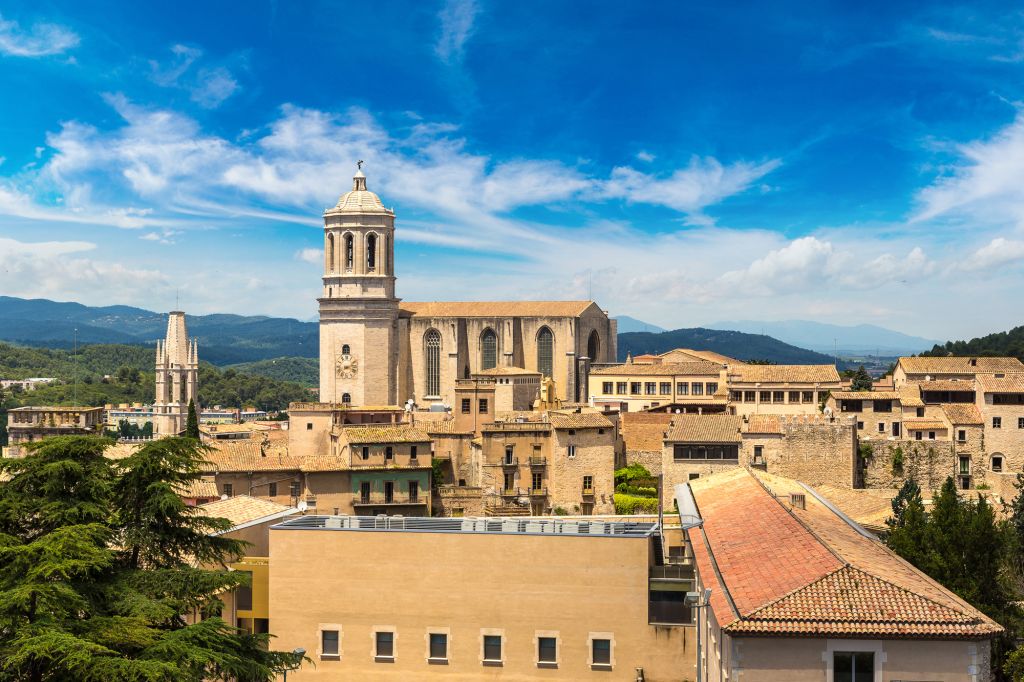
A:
790,494,806,510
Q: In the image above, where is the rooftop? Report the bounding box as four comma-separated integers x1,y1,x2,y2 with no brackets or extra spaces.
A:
898,356,1024,375
198,495,295,529
942,403,984,425
918,379,977,392
590,361,723,376
338,424,431,444
745,414,783,435
400,301,597,318
684,469,1001,639
727,364,841,384
620,412,673,452
665,414,743,443
474,366,542,377
273,514,658,537
976,373,1024,394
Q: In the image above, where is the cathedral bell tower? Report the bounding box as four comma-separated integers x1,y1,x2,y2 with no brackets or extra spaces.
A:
318,165,400,406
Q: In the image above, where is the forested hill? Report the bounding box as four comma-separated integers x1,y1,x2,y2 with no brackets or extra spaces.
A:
921,325,1024,361
617,327,846,366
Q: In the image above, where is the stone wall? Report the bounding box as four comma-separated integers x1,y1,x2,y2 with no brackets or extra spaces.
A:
550,427,615,514
861,440,952,491
433,485,485,517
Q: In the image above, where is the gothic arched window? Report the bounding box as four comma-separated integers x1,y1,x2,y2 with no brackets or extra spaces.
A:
367,233,377,271
326,233,335,273
481,329,497,370
344,234,354,271
342,344,350,356
587,329,601,361
341,393,351,405
425,329,441,397
537,327,554,378
384,234,390,274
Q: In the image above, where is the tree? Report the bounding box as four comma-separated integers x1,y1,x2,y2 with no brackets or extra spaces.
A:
0,436,305,681
886,479,928,566
186,399,200,439
848,365,873,391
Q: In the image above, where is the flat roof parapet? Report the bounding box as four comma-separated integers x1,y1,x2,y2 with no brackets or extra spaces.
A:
272,514,658,537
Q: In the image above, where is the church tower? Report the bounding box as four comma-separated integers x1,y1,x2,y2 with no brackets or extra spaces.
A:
318,166,400,406
153,311,199,435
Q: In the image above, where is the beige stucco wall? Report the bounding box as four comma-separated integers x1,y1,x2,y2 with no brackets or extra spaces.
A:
268,527,695,680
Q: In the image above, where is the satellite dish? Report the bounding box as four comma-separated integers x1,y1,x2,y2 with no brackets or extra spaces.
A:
296,500,308,512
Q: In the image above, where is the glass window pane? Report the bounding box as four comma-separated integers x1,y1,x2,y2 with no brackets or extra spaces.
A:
854,652,873,682
484,635,502,661
592,638,611,665
834,652,853,682
538,636,557,663
425,330,441,396
482,330,497,370
537,328,553,378
429,633,447,659
322,630,339,656
376,631,393,657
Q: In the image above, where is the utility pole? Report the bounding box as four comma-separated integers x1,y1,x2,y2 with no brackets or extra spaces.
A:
73,327,78,407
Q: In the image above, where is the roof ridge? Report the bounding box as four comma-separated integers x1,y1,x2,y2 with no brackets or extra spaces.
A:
749,470,847,566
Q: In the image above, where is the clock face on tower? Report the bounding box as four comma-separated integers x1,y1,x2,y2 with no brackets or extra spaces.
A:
336,351,359,379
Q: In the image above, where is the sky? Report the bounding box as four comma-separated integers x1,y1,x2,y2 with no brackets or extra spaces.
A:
0,1,1023,341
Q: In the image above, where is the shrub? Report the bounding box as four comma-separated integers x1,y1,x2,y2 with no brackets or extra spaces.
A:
891,447,904,477
552,506,569,516
614,493,659,515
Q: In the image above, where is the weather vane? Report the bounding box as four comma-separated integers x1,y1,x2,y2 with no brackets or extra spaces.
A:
357,159,364,170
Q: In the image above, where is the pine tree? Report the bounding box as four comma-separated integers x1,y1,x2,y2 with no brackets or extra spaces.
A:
849,365,873,391
0,435,305,681
885,478,928,567
186,399,200,439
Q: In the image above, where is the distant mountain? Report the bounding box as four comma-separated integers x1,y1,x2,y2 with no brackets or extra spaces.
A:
708,319,938,355
617,327,847,367
225,357,320,386
921,325,1024,361
613,316,667,334
0,296,317,365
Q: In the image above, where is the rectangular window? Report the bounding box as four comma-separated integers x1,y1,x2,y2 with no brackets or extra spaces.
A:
290,481,301,497
322,630,339,657
789,391,801,403
306,422,313,430
483,635,502,662
677,382,688,395
960,456,971,475
385,446,394,460
409,481,419,502
833,651,873,682
384,481,394,503
659,382,671,395
745,390,756,402
644,382,657,395
877,422,885,433
707,382,718,395
958,429,967,442
538,636,557,664
760,391,771,402
773,391,785,403
730,390,742,402
602,381,613,394
592,638,611,666
504,445,515,465
993,456,1003,473
375,631,394,659
857,421,864,430
892,422,901,438
223,483,233,497
503,472,514,492
753,445,764,465
235,571,252,610
360,481,371,503
567,445,576,458
874,400,892,412
410,445,418,459
479,399,489,414
802,391,814,403
916,407,925,417
268,482,277,497
915,431,922,441
583,474,594,492
616,381,627,394
429,633,447,661
532,471,543,490
362,446,369,460
461,398,471,414
993,416,1002,429
630,382,641,395
692,383,704,396
928,431,935,440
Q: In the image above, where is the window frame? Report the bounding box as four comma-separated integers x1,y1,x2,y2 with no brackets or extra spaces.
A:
536,633,559,668
319,625,342,659
427,629,449,664
481,631,504,666
588,633,614,670
373,628,396,662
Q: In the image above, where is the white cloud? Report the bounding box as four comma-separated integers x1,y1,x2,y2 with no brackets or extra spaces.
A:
0,13,79,57
148,44,239,108
296,247,322,265
191,66,238,108
435,0,480,64
962,237,1024,271
635,151,655,162
915,113,1024,226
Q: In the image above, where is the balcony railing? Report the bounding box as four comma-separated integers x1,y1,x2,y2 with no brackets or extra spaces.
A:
502,457,519,467
582,487,595,497
528,487,548,497
354,492,426,506
501,488,520,497
528,456,547,466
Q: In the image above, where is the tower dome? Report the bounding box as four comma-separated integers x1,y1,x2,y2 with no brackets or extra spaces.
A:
329,167,390,214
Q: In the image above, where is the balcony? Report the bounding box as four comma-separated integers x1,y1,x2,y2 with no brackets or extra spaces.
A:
582,487,595,497
528,456,547,467
501,487,520,497
353,492,426,506
501,457,519,468
528,487,548,497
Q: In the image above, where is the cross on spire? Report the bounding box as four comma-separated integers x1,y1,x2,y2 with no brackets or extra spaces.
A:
357,159,364,170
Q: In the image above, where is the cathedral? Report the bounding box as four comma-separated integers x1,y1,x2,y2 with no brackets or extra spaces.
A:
153,310,198,435
318,168,616,408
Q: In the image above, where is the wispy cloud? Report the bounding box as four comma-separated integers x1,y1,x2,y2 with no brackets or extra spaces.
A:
0,12,79,57
148,44,240,108
295,247,322,265
962,237,1024,271
435,0,480,64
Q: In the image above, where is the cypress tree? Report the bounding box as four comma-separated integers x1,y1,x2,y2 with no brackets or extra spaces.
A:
186,399,200,439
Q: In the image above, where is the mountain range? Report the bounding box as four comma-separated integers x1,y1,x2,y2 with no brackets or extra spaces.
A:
617,328,848,367
708,319,938,356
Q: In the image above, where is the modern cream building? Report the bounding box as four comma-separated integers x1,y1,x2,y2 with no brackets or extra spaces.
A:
317,168,616,409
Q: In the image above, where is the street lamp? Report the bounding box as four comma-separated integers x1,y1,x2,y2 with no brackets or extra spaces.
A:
684,589,713,682
282,647,305,682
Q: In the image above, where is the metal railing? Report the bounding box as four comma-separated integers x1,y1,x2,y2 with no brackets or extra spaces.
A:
582,487,595,496
528,456,547,466
528,487,548,497
501,457,519,467
273,514,659,537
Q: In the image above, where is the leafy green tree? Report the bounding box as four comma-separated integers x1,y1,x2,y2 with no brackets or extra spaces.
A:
848,365,873,391
0,436,305,681
886,479,928,566
186,399,200,439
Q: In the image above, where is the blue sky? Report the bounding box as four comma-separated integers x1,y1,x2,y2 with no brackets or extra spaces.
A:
1,1,1023,340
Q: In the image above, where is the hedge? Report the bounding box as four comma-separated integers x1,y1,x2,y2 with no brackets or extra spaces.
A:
614,493,660,515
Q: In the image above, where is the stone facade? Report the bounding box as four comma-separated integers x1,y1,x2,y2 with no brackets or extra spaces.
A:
153,311,198,436
5,406,105,457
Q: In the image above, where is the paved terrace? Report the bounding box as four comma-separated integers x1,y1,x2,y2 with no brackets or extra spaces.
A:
273,514,659,537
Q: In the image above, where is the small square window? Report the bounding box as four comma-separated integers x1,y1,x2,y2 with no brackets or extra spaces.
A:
429,633,447,661
479,399,489,414
857,421,864,430
306,422,313,430
993,417,1002,429
877,422,885,433
538,636,557,665
928,431,935,440
321,630,339,657
375,631,394,659
223,483,233,497
483,635,502,663
567,445,576,459
461,398,471,414
602,381,613,394
592,638,611,666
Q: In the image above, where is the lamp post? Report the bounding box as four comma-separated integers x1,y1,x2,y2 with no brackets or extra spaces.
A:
282,647,305,682
684,588,712,682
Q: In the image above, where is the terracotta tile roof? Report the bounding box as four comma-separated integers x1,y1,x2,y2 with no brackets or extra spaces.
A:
745,415,782,435
338,425,431,444
687,469,1001,639
620,413,672,452
897,387,924,407
590,361,723,376
474,366,541,376
814,485,898,533
661,349,742,365
198,495,293,529
976,373,1024,393
942,404,984,425
832,390,903,401
421,418,474,435
202,441,302,473
400,301,596,318
179,477,219,500
918,379,977,392
728,364,841,384
299,456,352,472
104,442,142,460
547,410,613,430
665,414,742,443
903,420,949,431
899,356,1024,375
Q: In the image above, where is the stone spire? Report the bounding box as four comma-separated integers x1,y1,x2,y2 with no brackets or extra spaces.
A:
154,310,199,436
